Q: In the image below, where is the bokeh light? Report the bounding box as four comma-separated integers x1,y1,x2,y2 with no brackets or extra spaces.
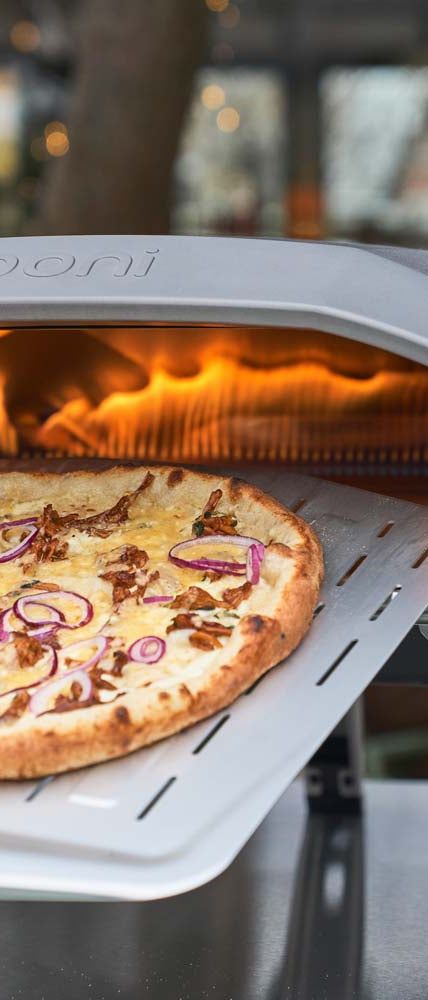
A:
205,0,229,10
201,84,226,110
44,122,69,157
45,131,69,157
10,21,40,53
216,106,240,132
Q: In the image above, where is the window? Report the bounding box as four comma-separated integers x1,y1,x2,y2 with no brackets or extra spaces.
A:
174,68,286,236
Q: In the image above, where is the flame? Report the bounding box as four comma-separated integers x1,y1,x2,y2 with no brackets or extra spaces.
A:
0,376,17,455
33,356,428,464
1,325,428,465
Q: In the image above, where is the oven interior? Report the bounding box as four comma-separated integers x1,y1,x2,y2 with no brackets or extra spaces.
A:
1,323,427,507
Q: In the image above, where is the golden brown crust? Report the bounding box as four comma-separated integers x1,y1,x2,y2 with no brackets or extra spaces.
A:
0,465,323,778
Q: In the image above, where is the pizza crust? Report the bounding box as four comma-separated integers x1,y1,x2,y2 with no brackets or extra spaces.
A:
0,466,323,778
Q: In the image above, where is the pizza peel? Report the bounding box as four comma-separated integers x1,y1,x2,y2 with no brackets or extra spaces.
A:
0,468,426,898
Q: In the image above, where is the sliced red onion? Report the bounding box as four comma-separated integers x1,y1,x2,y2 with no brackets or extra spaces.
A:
246,544,263,584
28,624,59,640
0,608,12,642
142,595,171,605
0,516,37,527
0,607,59,642
128,635,166,664
0,517,39,564
59,635,108,672
30,667,92,717
0,646,57,699
12,599,65,628
14,590,93,630
169,533,265,576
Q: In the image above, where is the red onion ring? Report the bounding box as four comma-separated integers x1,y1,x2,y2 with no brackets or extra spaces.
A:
169,534,265,576
14,590,93,630
0,646,57,700
0,608,12,642
0,518,39,564
246,544,263,584
0,517,37,527
12,600,65,628
128,635,166,664
30,667,92,717
0,607,59,641
58,635,108,672
142,595,171,605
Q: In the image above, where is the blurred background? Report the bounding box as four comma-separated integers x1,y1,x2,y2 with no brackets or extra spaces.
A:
0,0,428,777
2,0,428,243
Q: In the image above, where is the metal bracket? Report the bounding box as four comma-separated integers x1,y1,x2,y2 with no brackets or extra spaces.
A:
306,701,363,814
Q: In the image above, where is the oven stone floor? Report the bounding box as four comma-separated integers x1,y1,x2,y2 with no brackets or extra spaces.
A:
0,778,426,1000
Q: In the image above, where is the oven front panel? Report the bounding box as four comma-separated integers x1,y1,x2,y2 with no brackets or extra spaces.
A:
0,235,427,366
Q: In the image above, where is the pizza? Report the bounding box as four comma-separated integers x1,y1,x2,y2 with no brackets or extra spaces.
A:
0,466,323,778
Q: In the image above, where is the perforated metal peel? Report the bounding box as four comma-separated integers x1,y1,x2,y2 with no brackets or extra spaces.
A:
0,469,427,899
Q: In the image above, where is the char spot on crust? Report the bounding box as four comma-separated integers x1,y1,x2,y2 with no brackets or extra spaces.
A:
141,471,155,491
229,476,244,499
158,691,171,702
167,469,184,487
179,683,192,699
248,615,264,633
115,706,130,724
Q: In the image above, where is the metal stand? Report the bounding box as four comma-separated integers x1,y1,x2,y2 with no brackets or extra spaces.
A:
306,701,363,814
281,810,364,1000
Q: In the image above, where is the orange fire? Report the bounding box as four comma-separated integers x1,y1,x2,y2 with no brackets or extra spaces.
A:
1,326,428,464
0,376,17,455
35,359,428,464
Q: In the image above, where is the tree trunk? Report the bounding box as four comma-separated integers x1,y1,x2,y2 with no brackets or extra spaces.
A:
30,0,206,235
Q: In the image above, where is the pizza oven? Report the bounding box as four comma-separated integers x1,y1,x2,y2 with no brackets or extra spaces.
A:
1,234,428,914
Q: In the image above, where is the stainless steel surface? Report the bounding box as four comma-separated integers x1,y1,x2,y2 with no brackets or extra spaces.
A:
0,470,427,899
0,235,428,363
0,780,428,999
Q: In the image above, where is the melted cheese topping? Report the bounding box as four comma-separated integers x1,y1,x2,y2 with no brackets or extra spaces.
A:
0,486,291,719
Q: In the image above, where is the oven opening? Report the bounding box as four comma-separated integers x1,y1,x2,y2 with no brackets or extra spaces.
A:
1,324,427,491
